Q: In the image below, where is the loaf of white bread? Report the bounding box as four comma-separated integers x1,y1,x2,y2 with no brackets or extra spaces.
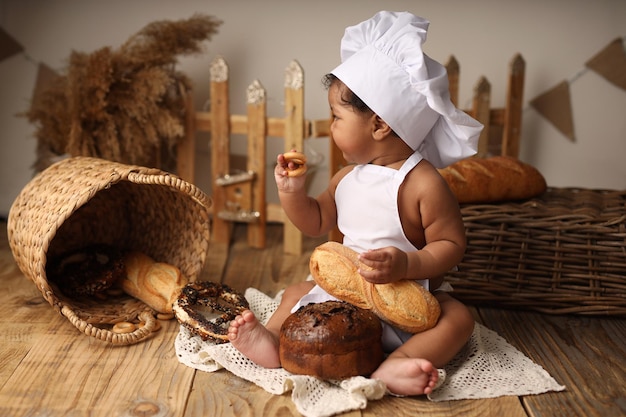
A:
438,156,547,204
309,241,441,333
120,252,188,313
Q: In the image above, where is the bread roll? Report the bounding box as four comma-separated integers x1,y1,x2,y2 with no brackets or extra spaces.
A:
309,242,440,333
438,156,547,203
120,252,188,313
309,242,372,310
279,301,383,379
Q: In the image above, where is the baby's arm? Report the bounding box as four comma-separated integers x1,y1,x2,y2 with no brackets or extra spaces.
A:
275,152,348,237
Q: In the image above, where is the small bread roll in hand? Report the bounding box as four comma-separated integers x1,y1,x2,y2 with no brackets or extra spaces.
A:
282,151,307,177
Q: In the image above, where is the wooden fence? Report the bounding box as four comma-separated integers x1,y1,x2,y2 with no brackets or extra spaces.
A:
177,54,526,254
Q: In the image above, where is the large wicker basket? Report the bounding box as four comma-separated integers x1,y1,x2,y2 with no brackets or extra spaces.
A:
447,187,626,316
7,157,212,344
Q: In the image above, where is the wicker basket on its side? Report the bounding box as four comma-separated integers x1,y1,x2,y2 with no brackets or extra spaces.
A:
447,187,626,316
7,157,212,344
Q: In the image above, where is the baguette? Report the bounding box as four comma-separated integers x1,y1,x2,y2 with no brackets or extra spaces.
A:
438,156,547,204
120,252,189,314
309,241,440,333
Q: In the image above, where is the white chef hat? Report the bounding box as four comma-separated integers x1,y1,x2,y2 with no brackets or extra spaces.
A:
331,11,483,168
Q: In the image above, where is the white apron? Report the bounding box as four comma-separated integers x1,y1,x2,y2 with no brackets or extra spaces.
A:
292,151,438,352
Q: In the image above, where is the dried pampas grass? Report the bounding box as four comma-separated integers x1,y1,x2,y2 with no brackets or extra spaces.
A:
25,14,222,172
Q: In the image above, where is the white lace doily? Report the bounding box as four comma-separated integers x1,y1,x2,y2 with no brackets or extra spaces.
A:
175,288,565,417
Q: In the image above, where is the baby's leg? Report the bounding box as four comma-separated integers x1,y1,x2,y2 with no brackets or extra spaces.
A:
372,292,474,396
228,281,315,368
265,281,316,335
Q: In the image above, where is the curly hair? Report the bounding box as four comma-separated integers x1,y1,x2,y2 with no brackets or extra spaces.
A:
322,73,372,114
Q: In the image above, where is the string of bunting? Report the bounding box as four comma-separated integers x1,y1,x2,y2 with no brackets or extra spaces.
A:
529,36,626,142
2,26,625,145
0,26,60,107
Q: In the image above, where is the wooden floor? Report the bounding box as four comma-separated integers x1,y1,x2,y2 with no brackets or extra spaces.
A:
1,220,625,417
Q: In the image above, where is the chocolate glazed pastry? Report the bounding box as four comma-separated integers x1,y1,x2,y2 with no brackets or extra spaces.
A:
173,281,249,343
279,301,384,380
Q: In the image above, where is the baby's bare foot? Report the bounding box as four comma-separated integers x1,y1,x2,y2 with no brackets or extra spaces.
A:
371,357,438,396
228,310,281,368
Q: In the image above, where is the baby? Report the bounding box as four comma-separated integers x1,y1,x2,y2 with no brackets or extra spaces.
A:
228,11,483,396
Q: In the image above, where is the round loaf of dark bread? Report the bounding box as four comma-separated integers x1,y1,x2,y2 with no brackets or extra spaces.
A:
279,300,383,379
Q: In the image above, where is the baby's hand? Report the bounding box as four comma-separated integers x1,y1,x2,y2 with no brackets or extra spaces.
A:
275,150,307,192
358,247,408,284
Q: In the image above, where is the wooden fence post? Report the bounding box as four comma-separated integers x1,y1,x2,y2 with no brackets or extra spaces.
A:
210,56,233,244
502,54,525,158
472,76,492,157
246,80,267,248
283,60,305,255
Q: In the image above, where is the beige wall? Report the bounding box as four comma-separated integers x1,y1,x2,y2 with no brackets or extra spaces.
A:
1,0,625,216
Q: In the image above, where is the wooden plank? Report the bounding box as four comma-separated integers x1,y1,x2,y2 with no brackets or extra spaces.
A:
365,395,528,417
0,223,50,324
311,118,330,138
194,110,211,131
184,368,302,416
241,115,286,137
200,240,230,284
210,57,234,245
0,314,194,417
501,54,525,158
0,322,48,390
489,109,506,126
0,241,54,389
283,60,305,255
0,250,52,324
220,224,321,296
196,112,317,140
471,76,491,157
246,80,267,249
478,308,626,417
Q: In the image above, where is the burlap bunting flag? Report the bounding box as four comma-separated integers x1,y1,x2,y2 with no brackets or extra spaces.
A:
0,27,23,62
585,37,626,91
530,80,575,142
